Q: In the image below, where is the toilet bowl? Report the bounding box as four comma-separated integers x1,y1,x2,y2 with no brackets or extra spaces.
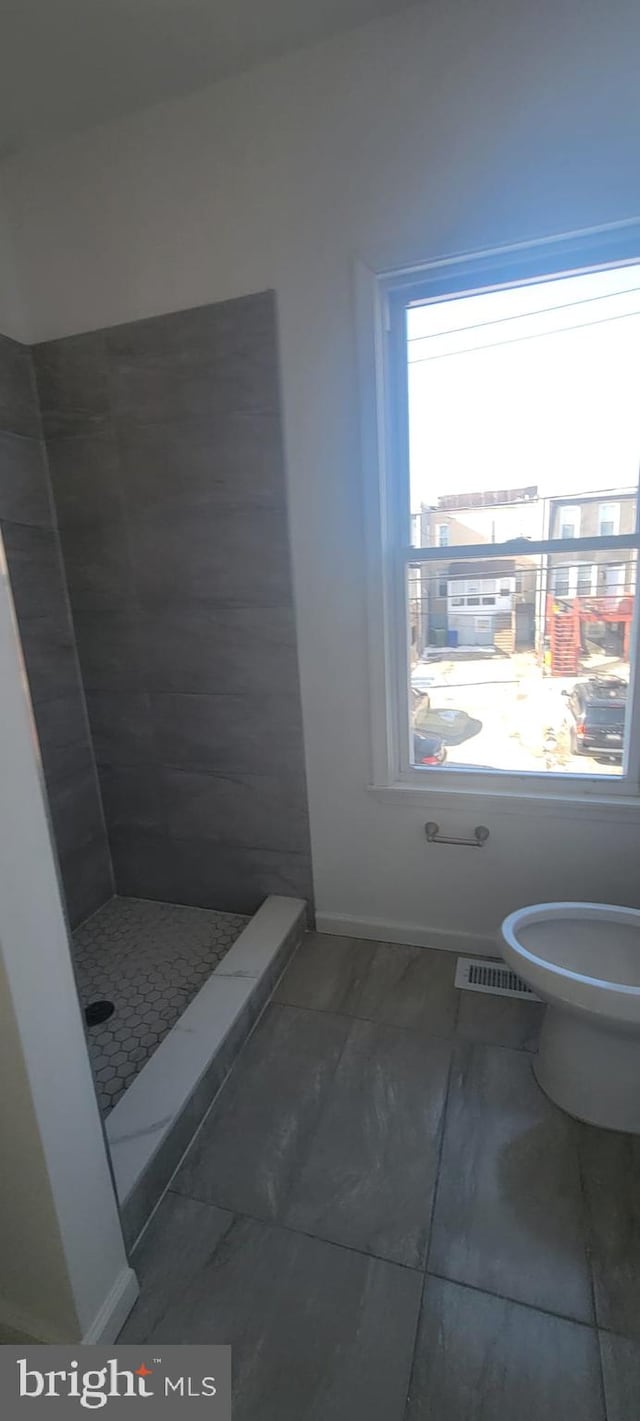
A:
501,901,640,1134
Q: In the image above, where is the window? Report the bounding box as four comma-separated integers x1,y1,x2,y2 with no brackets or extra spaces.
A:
364,224,640,796
438,579,448,597
558,506,580,539
553,567,571,597
577,563,594,596
599,503,620,536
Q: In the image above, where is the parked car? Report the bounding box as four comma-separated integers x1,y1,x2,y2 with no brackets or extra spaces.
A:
562,675,627,758
413,729,447,766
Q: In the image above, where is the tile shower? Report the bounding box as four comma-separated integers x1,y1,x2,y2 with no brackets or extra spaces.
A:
0,294,312,1122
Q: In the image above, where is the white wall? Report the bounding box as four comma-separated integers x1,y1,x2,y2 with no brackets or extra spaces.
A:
0,541,136,1341
4,0,640,945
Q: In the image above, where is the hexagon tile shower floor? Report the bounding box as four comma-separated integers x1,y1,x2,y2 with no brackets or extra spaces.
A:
73,897,249,1114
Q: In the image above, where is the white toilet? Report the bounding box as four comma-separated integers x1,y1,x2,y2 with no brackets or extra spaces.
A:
501,901,640,1134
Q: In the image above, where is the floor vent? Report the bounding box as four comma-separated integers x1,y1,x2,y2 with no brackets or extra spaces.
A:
454,957,540,1001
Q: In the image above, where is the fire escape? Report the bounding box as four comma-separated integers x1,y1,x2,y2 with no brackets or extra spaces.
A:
547,594,633,676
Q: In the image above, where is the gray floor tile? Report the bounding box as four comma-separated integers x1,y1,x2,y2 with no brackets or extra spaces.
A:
119,1192,234,1342
429,1041,593,1322
457,991,544,1051
579,1125,640,1340
172,1003,350,1217
274,932,377,1014
285,1020,451,1267
125,1207,422,1421
406,1276,604,1421
357,942,458,1035
599,1330,640,1421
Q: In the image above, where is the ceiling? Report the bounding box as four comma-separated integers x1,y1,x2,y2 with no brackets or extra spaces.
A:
0,0,414,155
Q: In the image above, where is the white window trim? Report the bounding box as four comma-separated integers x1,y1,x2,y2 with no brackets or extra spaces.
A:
558,505,580,539
599,502,621,536
355,221,640,813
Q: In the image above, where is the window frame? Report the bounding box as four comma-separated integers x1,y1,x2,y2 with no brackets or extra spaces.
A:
558,506,581,539
356,221,640,808
599,502,621,536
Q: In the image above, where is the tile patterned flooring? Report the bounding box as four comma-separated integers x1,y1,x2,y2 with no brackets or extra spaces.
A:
73,896,248,1113
120,932,640,1419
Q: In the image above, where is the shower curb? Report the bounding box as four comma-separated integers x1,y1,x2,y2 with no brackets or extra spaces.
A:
106,894,307,1250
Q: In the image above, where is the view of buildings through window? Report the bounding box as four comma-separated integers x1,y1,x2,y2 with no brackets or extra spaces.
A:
406,263,640,776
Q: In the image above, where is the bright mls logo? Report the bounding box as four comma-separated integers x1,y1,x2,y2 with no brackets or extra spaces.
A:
1,1347,231,1417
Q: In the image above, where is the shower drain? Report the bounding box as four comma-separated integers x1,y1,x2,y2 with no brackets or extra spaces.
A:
454,958,540,1001
84,999,115,1027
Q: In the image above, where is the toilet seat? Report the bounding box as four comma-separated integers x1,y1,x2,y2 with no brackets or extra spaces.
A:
501,901,640,1134
502,902,640,1027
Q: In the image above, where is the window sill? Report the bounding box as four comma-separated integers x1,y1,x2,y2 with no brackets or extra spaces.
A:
368,779,640,822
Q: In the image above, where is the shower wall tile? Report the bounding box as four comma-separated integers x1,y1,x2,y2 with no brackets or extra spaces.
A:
17,611,83,705
105,293,280,424
1,523,72,620
34,331,111,438
33,694,96,784
0,330,113,927
0,432,52,525
130,506,292,609
35,293,313,914
0,333,42,437
149,692,306,778
47,763,111,862
45,431,126,527
160,767,310,854
117,412,287,517
86,690,154,765
59,835,114,931
72,610,147,692
141,606,302,698
109,830,313,917
59,518,135,612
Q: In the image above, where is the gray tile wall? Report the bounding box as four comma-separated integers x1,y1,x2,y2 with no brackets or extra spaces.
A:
34,293,313,916
0,332,113,926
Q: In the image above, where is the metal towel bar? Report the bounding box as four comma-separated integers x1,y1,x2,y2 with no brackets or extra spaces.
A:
425,822,490,848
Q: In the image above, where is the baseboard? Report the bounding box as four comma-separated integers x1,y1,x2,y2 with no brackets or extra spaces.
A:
315,911,499,957
82,1266,139,1344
